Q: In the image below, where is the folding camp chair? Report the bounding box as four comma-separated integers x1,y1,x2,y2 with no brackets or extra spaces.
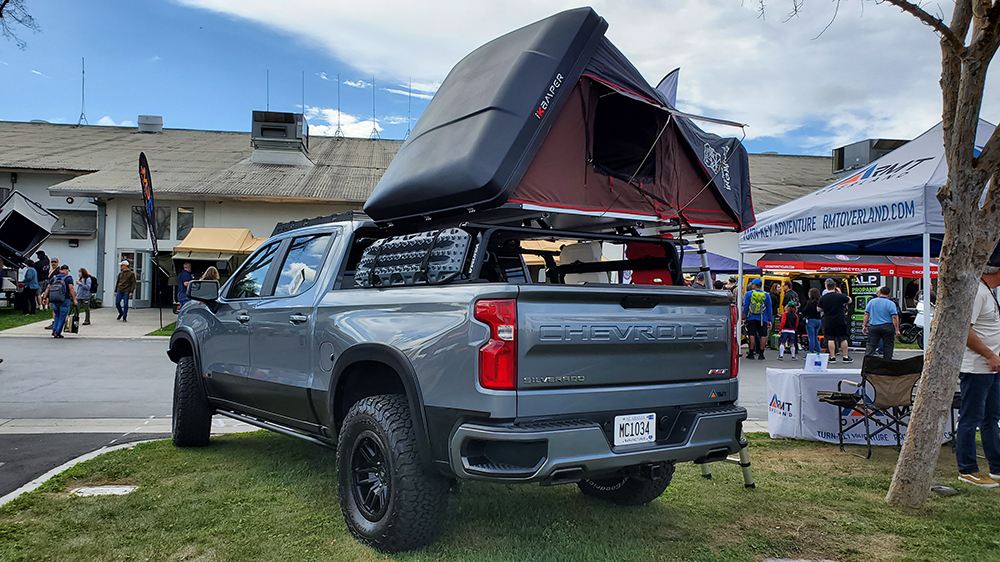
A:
817,355,924,459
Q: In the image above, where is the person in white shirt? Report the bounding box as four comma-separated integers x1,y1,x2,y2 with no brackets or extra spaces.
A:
956,261,1000,487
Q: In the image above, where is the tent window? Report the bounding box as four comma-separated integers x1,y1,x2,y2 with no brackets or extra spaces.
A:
592,94,659,184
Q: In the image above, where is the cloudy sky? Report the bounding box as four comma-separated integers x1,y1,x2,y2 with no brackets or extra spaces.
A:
0,0,995,155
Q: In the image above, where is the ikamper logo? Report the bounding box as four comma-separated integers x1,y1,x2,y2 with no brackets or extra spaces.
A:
534,73,564,119
769,394,793,418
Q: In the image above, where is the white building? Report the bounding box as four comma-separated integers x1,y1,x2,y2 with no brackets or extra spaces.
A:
0,117,401,307
0,116,831,306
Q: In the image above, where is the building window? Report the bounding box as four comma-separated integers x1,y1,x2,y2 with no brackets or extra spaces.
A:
154,206,170,240
131,206,171,240
131,206,147,240
177,207,194,241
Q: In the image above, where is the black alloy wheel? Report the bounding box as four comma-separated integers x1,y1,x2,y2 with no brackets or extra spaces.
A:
351,433,391,521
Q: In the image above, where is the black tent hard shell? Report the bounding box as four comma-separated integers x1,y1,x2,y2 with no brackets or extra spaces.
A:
364,7,754,232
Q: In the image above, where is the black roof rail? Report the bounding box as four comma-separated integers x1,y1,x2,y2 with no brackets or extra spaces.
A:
271,211,371,237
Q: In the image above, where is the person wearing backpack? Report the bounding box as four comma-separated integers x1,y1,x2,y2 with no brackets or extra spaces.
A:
741,278,773,360
41,265,77,339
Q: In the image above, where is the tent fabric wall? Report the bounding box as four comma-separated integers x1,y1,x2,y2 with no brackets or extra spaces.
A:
510,78,742,229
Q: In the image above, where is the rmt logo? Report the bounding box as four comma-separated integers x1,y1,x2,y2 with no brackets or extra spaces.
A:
768,394,793,418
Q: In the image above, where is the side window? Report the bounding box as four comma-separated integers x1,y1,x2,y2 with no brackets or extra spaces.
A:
274,234,333,297
226,242,280,300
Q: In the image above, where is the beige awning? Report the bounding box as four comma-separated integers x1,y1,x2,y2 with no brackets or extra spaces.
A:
173,228,266,255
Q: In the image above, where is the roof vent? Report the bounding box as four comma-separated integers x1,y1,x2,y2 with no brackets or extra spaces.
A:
251,111,311,166
138,115,163,133
832,138,907,175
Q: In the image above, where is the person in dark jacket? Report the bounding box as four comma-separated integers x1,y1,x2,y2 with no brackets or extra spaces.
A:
800,288,823,354
115,260,136,322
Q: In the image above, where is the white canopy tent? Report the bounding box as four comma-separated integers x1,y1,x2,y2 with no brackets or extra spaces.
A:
737,119,996,348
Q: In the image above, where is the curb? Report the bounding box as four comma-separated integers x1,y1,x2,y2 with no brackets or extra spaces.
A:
0,439,162,508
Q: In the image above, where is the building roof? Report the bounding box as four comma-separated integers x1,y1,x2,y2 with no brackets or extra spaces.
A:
0,121,402,203
746,153,835,213
0,120,833,211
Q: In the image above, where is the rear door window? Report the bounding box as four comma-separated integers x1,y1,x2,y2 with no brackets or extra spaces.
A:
226,242,280,300
273,233,333,297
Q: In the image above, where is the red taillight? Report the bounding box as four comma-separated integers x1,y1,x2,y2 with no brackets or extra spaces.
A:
475,299,517,390
730,302,739,379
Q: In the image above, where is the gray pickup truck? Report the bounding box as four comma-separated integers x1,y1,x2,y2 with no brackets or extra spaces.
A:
167,212,745,552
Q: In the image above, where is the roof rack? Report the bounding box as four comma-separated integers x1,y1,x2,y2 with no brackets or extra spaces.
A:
271,211,371,236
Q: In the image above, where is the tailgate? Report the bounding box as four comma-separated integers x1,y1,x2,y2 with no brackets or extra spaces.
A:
517,284,733,391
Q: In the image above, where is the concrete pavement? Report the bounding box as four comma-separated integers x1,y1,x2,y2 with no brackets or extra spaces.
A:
1,305,172,339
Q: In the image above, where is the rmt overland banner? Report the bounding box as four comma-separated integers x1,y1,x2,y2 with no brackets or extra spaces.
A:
740,120,995,255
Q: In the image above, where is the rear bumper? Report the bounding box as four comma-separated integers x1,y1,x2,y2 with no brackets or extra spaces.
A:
448,404,746,484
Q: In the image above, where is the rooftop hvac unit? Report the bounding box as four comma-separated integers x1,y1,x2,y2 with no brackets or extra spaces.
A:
832,138,907,175
251,111,309,153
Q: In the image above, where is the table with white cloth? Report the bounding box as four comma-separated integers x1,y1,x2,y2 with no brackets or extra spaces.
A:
765,368,955,445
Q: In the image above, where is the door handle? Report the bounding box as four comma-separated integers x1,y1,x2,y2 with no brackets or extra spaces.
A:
289,313,309,325
237,312,250,324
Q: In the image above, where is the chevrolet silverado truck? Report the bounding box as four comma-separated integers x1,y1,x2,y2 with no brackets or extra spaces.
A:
167,212,746,552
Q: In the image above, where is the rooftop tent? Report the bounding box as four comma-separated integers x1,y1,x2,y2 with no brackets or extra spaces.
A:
681,247,760,274
738,119,996,256
364,7,753,233
172,228,265,256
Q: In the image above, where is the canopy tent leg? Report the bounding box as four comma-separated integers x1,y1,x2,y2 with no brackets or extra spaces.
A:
923,232,931,350
737,255,744,325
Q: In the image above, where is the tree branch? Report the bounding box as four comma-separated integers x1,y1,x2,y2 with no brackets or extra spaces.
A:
881,0,967,54
977,128,1000,179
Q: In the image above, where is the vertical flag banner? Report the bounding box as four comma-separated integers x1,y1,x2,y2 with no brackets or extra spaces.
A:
138,152,158,256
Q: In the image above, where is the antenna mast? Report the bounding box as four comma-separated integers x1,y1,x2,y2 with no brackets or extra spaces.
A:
368,75,380,140
334,73,344,137
266,70,270,111
76,58,88,126
301,70,305,114
404,78,412,140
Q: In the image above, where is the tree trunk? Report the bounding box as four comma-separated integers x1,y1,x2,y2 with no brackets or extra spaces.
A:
886,2,1000,506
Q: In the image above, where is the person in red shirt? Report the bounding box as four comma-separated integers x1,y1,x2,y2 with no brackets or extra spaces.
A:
778,303,800,361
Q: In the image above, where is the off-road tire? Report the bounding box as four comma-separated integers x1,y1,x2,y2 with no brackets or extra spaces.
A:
897,324,919,344
171,356,213,447
338,394,450,553
578,465,675,506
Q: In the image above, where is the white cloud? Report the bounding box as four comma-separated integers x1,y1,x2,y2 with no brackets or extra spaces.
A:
175,0,998,154
96,116,137,127
0,61,9,66
384,87,433,100
343,79,370,89
149,55,161,63
379,115,409,125
304,105,381,138
317,71,330,81
30,69,50,79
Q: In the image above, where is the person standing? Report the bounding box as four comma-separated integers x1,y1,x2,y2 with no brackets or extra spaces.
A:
863,286,901,360
42,257,60,330
200,266,220,281
115,260,136,322
955,262,1000,487
21,261,38,316
818,278,853,363
76,268,93,326
741,278,772,360
801,288,823,355
777,303,800,361
176,261,194,309
41,265,77,339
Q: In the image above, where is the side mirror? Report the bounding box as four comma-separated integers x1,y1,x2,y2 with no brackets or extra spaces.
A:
188,280,219,303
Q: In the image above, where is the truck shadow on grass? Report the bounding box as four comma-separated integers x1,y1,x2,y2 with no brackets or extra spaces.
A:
3,432,1000,562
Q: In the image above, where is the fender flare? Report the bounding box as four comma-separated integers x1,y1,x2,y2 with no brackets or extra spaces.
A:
329,343,435,471
167,328,205,384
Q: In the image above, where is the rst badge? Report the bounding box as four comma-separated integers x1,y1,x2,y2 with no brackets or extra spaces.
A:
534,72,564,119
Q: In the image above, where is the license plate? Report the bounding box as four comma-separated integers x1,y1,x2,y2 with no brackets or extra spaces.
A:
614,413,656,446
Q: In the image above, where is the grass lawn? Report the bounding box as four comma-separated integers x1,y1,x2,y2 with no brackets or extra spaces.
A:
2,433,999,561
146,322,176,337
0,306,48,331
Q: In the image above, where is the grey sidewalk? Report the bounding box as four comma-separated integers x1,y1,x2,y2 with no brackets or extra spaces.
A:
0,305,173,339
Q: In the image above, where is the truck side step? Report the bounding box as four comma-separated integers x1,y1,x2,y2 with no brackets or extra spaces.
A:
216,410,336,450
